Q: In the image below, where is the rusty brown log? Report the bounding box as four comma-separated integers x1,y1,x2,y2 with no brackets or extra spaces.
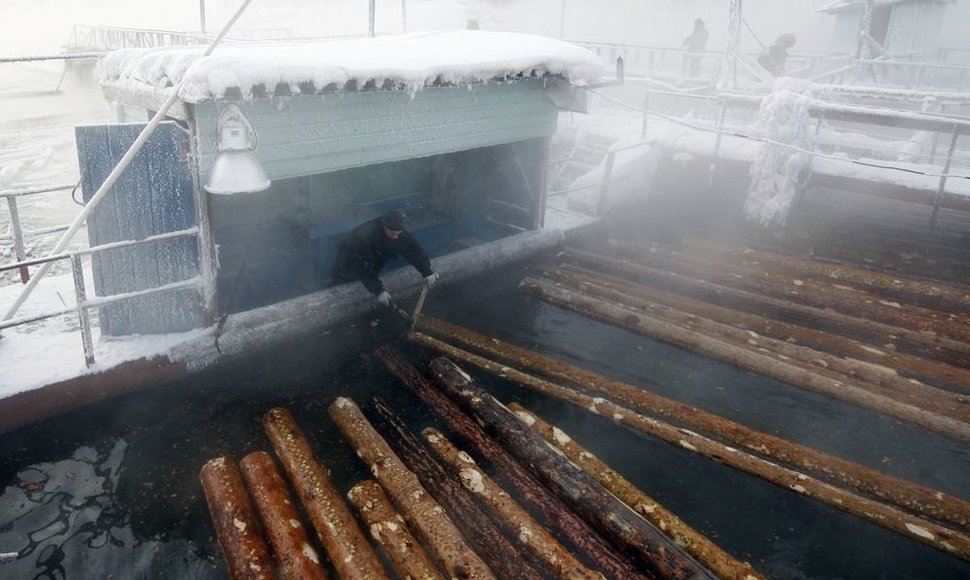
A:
347,480,443,580
412,317,970,532
365,397,548,580
239,452,327,580
261,407,387,580
548,262,970,392
374,345,648,580
429,357,718,580
200,457,276,580
547,269,970,422
327,397,495,580
421,426,618,580
520,277,970,443
562,247,970,369
410,335,970,561
680,237,970,314
507,403,763,580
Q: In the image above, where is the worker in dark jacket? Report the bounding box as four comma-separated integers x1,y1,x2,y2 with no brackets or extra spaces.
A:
332,210,439,308
758,33,797,77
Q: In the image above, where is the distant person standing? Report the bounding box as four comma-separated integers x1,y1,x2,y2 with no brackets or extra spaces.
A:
758,33,797,77
682,18,709,77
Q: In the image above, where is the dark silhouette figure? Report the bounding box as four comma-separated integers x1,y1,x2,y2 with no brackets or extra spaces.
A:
758,33,797,77
682,18,709,77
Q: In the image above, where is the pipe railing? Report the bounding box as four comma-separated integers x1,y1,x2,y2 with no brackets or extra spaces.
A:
1,183,76,283
0,227,201,367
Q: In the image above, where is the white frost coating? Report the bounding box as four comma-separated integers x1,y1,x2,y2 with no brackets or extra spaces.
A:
588,397,608,415
303,543,320,564
904,523,936,540
99,30,604,103
386,522,400,532
791,484,808,494
233,518,247,532
457,451,476,464
460,468,486,493
552,427,572,445
678,440,697,451
289,518,301,528
514,410,536,426
744,88,814,227
518,526,535,543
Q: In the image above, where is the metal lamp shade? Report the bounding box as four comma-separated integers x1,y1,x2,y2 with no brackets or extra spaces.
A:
204,149,271,195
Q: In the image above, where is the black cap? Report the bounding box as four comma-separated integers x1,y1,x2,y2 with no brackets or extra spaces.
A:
382,210,408,231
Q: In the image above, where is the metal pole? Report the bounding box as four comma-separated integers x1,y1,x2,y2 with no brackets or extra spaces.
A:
71,255,95,366
640,90,650,138
3,0,256,322
199,0,207,34
401,0,407,33
369,0,376,37
597,151,615,217
559,0,567,39
857,0,874,60
5,196,29,283
720,0,743,90
930,126,959,228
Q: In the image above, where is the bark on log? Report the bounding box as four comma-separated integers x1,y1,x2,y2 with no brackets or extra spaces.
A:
412,317,970,532
549,262,970,392
520,277,970,444
681,237,970,314
199,457,276,580
412,337,970,561
261,407,387,580
507,404,763,580
421,427,605,580
327,397,495,580
428,357,718,580
347,480,443,580
374,345,648,580
239,452,327,580
611,239,970,343
365,397,548,580
562,247,970,369
547,268,970,421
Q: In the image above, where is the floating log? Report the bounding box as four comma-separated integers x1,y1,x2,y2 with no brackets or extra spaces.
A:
239,452,326,580
612,239,970,341
681,237,970,314
365,397,547,580
547,268,970,421
261,407,387,580
412,317,970,532
508,403,763,580
562,247,970,368
199,457,275,580
327,397,495,580
421,427,608,580
374,345,647,580
549,262,970,392
347,480,442,580
415,338,970,561
520,277,970,444
429,357,717,580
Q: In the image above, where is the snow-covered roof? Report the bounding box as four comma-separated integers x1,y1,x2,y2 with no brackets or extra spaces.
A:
816,0,948,13
98,30,605,104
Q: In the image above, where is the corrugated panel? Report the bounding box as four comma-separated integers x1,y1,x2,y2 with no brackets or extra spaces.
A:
193,80,558,182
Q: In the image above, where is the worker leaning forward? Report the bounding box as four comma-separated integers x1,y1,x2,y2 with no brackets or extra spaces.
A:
331,210,440,309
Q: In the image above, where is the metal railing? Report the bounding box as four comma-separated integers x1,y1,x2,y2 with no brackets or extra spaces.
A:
1,184,77,284
0,228,201,366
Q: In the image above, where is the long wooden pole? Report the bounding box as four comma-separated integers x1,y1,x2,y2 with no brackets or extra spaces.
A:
551,262,970,390
547,268,970,421
563,248,970,368
508,403,763,580
429,357,718,580
261,407,387,580
366,397,548,580
411,337,970,561
239,451,327,580
374,345,648,580
520,277,970,444
347,480,442,580
412,318,970,531
200,457,275,580
421,427,611,580
328,397,495,580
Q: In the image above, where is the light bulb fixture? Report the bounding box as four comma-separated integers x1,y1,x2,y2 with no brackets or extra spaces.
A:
204,103,271,195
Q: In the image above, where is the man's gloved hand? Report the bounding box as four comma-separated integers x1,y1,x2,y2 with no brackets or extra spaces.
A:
424,272,440,289
376,291,392,307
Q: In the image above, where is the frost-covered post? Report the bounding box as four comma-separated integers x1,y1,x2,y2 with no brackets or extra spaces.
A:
856,0,874,60
369,0,376,37
719,0,743,90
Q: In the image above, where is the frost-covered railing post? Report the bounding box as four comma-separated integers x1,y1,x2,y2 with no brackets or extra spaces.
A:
929,124,961,229
596,151,616,216
719,0,743,91
70,255,95,366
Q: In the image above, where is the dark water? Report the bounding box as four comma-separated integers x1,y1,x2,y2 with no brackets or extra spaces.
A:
1,239,969,579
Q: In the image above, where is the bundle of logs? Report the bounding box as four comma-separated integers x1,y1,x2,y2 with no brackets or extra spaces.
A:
199,347,767,579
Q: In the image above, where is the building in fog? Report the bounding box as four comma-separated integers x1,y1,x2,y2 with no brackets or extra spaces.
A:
818,0,952,56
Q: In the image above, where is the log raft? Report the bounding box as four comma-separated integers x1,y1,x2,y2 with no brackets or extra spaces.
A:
327,397,496,580
375,345,648,580
199,457,276,580
239,452,327,580
421,427,605,580
412,318,970,531
429,356,718,580
347,480,443,580
262,407,387,580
